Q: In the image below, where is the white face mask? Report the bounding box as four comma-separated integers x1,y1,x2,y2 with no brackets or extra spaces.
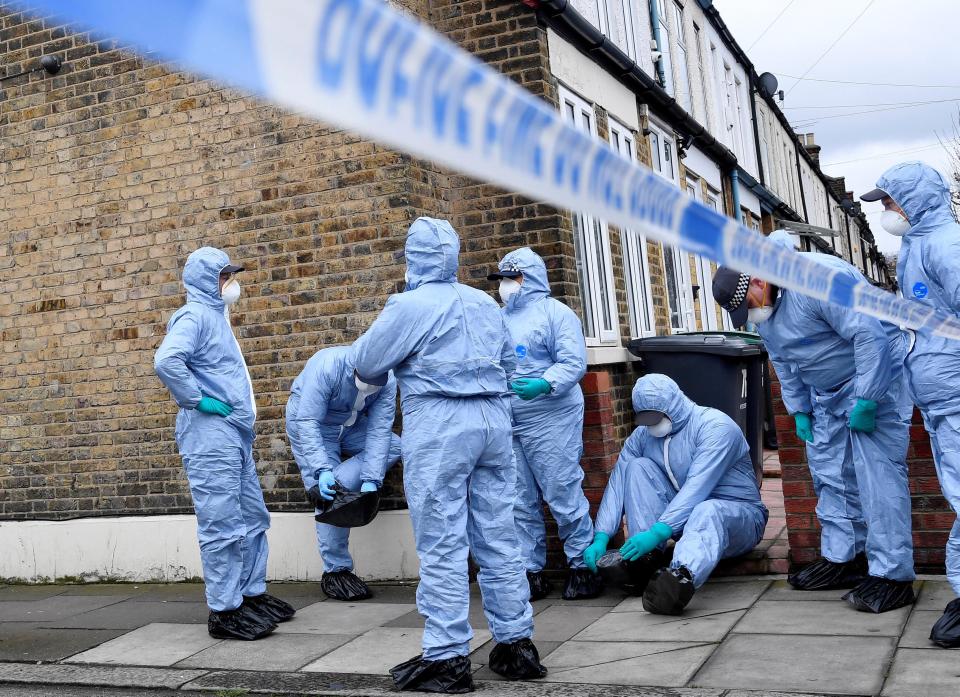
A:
354,375,380,395
499,279,521,304
221,279,241,306
880,209,911,236
647,417,673,438
747,306,774,324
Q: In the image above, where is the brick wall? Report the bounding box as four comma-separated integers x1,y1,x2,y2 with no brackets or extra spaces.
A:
0,6,443,518
771,365,954,572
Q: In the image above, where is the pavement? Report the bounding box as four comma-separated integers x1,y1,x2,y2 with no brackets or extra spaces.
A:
1,576,957,697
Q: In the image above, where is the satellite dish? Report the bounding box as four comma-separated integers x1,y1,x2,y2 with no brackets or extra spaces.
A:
757,72,779,99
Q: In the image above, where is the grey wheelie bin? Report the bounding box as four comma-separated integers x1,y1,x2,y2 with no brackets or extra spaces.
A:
627,332,768,484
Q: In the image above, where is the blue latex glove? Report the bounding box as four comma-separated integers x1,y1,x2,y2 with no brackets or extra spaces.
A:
317,471,337,501
620,522,672,561
584,532,610,573
510,378,551,401
848,398,878,433
196,395,232,417
360,481,378,493
794,412,814,443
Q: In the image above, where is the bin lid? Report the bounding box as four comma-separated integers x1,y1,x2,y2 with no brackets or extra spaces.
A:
627,333,765,357
684,330,766,346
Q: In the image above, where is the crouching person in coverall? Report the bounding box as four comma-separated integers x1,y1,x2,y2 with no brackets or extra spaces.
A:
154,247,295,640
286,346,401,601
584,374,767,614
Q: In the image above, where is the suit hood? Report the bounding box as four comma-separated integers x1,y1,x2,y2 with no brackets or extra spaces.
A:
632,373,694,433
404,217,459,290
183,246,232,309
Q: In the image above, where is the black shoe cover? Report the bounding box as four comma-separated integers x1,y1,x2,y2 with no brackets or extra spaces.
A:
207,605,276,640
642,566,695,615
562,567,604,600
930,598,960,647
788,554,867,591
390,654,474,693
487,638,548,680
526,571,553,601
596,549,667,596
842,576,915,613
321,570,372,601
243,593,296,623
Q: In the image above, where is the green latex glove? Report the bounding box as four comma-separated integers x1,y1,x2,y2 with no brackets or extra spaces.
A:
848,398,878,433
583,532,610,573
793,412,813,443
510,378,551,400
196,395,232,417
620,522,672,561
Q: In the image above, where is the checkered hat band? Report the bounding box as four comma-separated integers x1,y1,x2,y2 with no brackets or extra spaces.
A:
724,273,750,312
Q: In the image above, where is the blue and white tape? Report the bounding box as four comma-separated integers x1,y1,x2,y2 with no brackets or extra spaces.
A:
20,0,960,338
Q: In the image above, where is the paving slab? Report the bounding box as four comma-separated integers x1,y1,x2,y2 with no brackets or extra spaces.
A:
0,662,207,690
0,624,126,662
382,602,490,630
129,584,207,603
541,640,715,687
898,609,945,649
57,585,151,598
274,601,415,635
692,633,894,694
0,586,66,601
65,623,220,666
523,604,611,641
47,600,209,629
176,633,354,671
882,647,960,696
575,608,746,643
301,627,491,674
364,583,419,604
186,667,725,696
0,595,127,622
733,600,910,636
613,581,770,613
914,580,957,611
760,579,853,602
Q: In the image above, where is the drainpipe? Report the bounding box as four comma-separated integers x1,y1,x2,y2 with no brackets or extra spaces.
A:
748,74,765,186
648,0,668,89
730,168,743,224
794,148,809,222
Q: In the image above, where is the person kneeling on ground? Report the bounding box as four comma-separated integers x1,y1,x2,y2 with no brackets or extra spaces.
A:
584,374,768,614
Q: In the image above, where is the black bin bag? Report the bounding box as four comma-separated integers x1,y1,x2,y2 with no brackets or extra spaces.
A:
314,482,380,528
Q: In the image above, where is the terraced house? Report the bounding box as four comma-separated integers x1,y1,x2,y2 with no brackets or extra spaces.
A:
0,0,889,580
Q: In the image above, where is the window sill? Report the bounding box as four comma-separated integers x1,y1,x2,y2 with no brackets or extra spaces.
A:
586,346,638,366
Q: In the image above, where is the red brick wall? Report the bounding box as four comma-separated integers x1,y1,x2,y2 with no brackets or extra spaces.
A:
771,364,954,573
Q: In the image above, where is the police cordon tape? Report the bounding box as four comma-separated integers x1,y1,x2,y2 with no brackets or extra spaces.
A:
21,0,960,338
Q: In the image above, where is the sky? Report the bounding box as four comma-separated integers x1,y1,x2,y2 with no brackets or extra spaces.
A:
714,0,960,255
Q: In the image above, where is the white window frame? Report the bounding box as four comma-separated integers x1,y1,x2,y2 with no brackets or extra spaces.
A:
609,116,656,338
685,174,720,333
673,1,692,113
692,21,708,125
648,121,695,333
655,0,674,96
596,0,639,61
557,85,620,346
703,190,735,331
